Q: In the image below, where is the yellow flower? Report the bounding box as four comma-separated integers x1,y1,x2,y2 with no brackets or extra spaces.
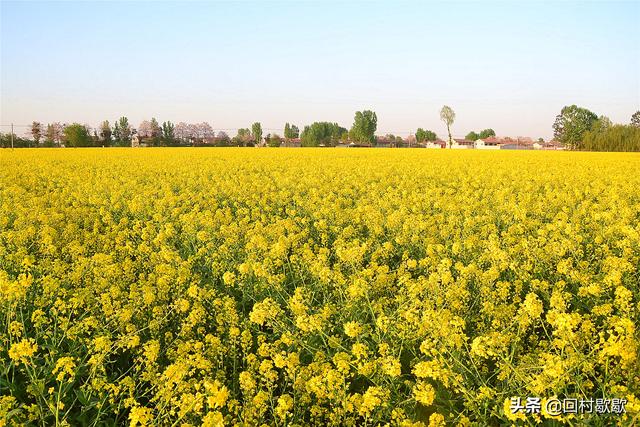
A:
128,406,153,427
249,297,281,326
275,394,294,419
52,357,76,382
380,356,401,377
413,381,435,406
8,339,38,365
344,321,363,338
428,412,446,427
359,386,387,417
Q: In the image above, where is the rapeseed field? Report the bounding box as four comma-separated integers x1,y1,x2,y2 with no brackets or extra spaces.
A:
1,148,638,426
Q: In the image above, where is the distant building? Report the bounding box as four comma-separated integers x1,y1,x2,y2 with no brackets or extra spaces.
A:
281,138,301,147
375,136,395,148
500,141,533,150
475,137,502,150
426,139,446,149
451,138,474,149
536,140,565,150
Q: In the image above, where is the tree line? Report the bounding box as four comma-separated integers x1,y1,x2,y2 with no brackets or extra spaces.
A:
553,107,640,151
3,107,639,151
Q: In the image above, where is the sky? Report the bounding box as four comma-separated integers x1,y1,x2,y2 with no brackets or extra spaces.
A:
1,0,639,140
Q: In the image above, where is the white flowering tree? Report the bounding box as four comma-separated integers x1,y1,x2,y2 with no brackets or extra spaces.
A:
138,120,152,139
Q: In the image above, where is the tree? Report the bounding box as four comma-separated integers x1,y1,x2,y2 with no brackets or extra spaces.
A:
100,120,112,146
162,121,175,145
284,123,300,140
150,118,162,139
465,131,479,141
478,128,495,139
252,122,263,145
415,128,437,143
138,120,152,139
552,105,598,149
233,128,252,146
214,131,230,146
583,124,640,152
415,128,426,143
174,122,190,143
349,110,377,145
63,123,91,147
301,122,346,147
594,116,612,132
440,106,455,148
112,121,121,144
116,117,132,146
632,111,640,128
31,122,42,146
267,134,282,147
45,122,64,147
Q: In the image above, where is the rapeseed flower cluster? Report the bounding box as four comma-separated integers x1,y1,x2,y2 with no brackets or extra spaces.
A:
0,148,638,425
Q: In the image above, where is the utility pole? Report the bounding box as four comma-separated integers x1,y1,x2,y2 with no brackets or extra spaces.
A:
11,123,14,149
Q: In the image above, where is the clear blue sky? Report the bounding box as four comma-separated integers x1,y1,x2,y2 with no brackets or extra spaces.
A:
1,0,639,139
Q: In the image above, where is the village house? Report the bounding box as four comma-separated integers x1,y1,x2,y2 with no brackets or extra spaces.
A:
474,137,502,150
425,139,447,149
536,140,565,150
451,138,474,149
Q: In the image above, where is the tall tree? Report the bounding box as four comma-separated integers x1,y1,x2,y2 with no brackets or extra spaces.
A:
349,110,377,145
552,105,598,149
631,111,640,128
112,121,121,144
150,118,162,139
252,122,263,145
45,122,64,147
63,123,91,147
162,121,175,144
31,122,42,146
100,120,112,146
117,116,132,146
284,123,300,140
440,106,455,148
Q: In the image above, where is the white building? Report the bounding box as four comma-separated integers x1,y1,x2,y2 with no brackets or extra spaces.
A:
425,139,447,149
475,138,501,150
451,138,474,149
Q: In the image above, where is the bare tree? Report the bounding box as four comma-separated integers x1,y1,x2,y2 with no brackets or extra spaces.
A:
31,121,42,145
46,122,65,146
